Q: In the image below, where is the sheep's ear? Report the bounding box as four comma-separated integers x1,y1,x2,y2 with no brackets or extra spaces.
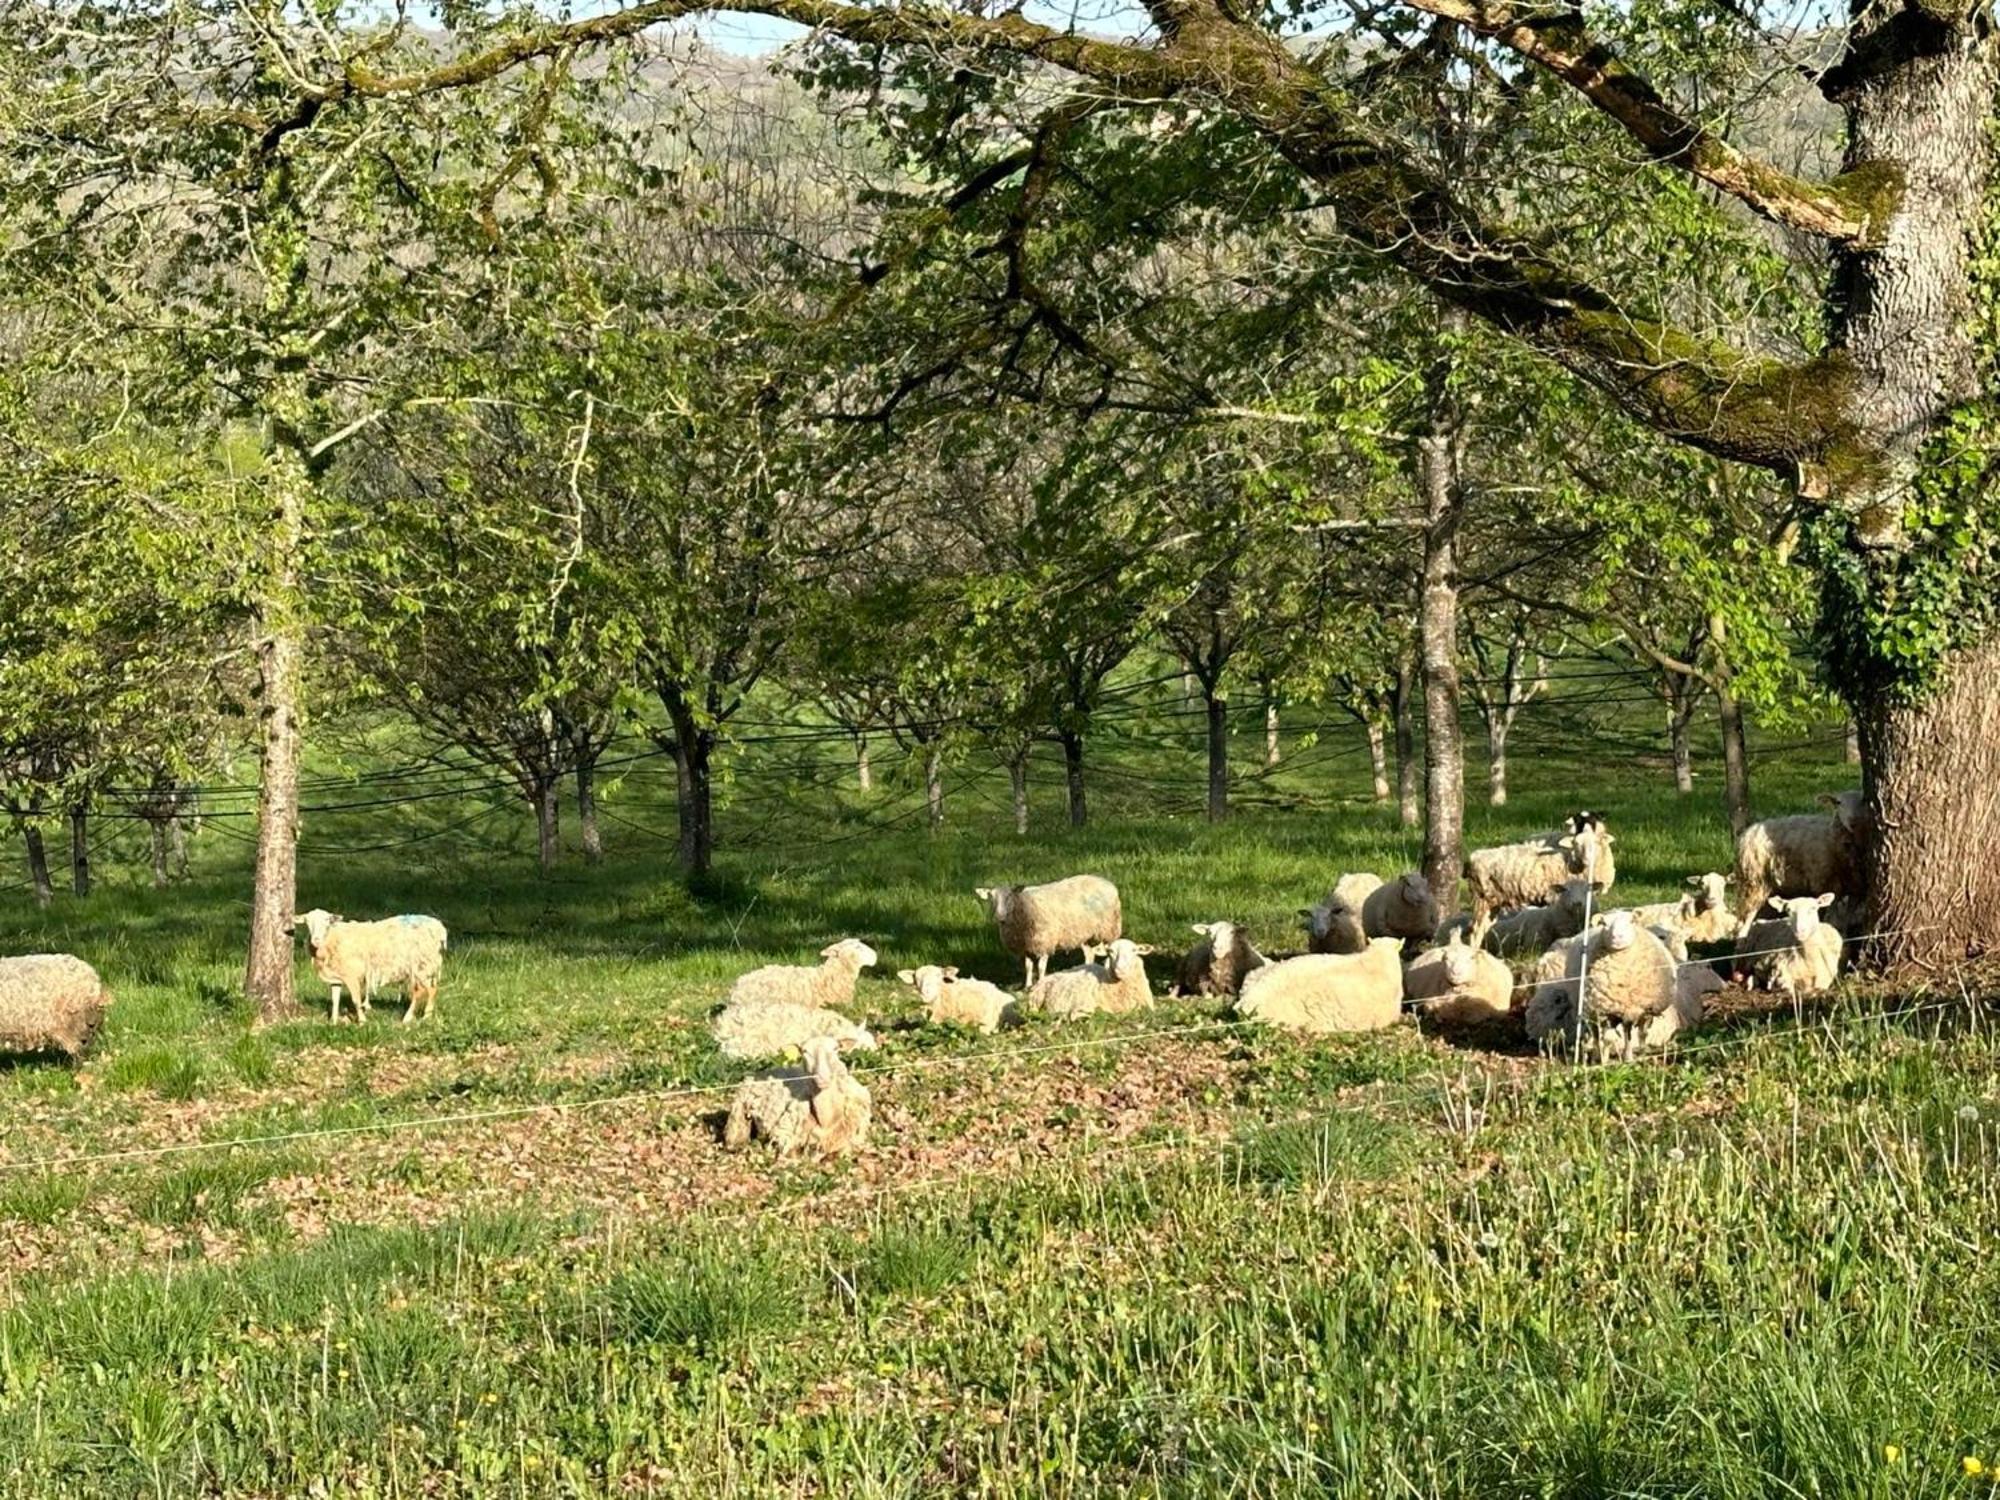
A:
1296,908,1315,923
1557,835,1577,849
1190,922,1212,935
1816,893,1837,909
1685,875,1703,887
1132,943,1155,956
943,966,959,979
973,887,993,902
896,969,917,985
1768,896,1787,913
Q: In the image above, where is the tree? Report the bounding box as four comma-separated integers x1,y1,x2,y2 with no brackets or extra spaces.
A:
1463,607,1549,807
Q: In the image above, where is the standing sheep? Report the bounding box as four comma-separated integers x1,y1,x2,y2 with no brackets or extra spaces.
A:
1529,910,1681,1061
722,1036,873,1157
297,909,448,1024
1467,820,1615,942
1027,939,1154,1020
1403,932,1514,1027
1734,790,1868,935
1234,937,1404,1035
896,965,1015,1034
1363,872,1440,942
975,876,1122,988
0,954,113,1061
1733,894,1844,998
1173,921,1269,998
712,1001,878,1061
728,939,877,1010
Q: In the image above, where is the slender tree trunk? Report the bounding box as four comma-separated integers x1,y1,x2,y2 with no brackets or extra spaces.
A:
1061,730,1087,828
1392,659,1418,829
672,735,715,874
576,760,602,865
1366,720,1390,804
68,806,89,898
1668,702,1695,795
855,733,873,792
1009,749,1030,835
1263,696,1280,769
244,451,306,1020
167,807,190,879
1710,614,1752,836
22,825,51,908
1844,719,1861,765
534,779,561,875
1205,691,1229,822
1415,338,1466,904
1485,718,1509,807
150,819,170,889
924,744,944,831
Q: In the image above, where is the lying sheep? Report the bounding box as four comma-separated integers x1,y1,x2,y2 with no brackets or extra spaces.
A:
712,1000,878,1061
728,938,877,1011
1733,894,1843,998
1364,872,1440,942
0,954,113,1061
1630,873,1736,946
1235,937,1404,1035
297,908,448,1023
1734,791,1867,936
1027,938,1154,1021
722,1036,872,1157
1301,897,1368,955
1527,911,1680,1060
1403,932,1514,1027
1467,819,1615,941
1174,921,1269,998
896,965,1015,1034
975,875,1122,987
1484,880,1594,959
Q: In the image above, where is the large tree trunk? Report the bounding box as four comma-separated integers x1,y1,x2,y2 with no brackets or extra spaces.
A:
1205,691,1229,822
1391,658,1418,829
576,760,602,865
1061,730,1087,828
244,569,305,1022
1366,720,1390,804
672,735,715,875
68,806,89,898
924,744,944,831
1415,335,1466,904
1009,749,1030,835
149,819,170,889
167,806,190,879
1485,719,1508,807
22,825,51,908
535,779,561,875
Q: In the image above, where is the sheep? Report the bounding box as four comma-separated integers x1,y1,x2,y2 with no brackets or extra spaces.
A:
1301,897,1368,955
975,875,1122,988
1733,894,1844,998
1629,873,1736,946
1402,931,1514,1027
1234,937,1404,1035
1734,791,1868,936
297,908,447,1024
1363,872,1440,942
1467,819,1615,941
1026,938,1154,1021
0,954,113,1061
1528,910,1681,1060
1483,880,1595,959
896,965,1015,1034
712,1000,878,1062
728,938,878,1011
1173,921,1269,998
722,1036,872,1157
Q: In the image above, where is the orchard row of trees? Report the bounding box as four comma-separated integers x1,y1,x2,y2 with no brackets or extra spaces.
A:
3,0,1977,1014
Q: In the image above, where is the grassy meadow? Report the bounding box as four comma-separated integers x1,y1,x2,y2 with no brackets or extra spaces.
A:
3,701,1996,1497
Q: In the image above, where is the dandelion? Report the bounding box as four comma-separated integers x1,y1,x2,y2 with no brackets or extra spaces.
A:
1964,1455,1984,1477
1884,1444,1902,1464
1666,1147,1686,1164
1478,1230,1500,1250
1959,1105,1980,1123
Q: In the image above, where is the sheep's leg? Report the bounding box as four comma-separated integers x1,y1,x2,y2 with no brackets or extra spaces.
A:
328,983,343,1024
1023,956,1036,990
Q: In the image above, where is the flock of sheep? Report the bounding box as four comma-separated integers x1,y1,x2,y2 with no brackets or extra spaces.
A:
0,788,1872,1165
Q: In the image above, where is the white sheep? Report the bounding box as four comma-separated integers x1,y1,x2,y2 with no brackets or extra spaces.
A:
712,1000,878,1061
1527,910,1680,1060
297,908,448,1024
1467,817,1615,941
1483,880,1594,959
975,875,1122,987
1402,931,1514,1027
1734,791,1867,936
0,954,113,1061
1629,873,1736,946
1733,894,1843,998
1026,938,1154,1020
1364,872,1440,942
722,1036,872,1157
1173,921,1269,997
896,965,1015,1034
1234,937,1404,1035
727,938,877,1010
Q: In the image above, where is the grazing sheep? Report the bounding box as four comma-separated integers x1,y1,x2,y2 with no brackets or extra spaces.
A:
1630,873,1736,946
1235,937,1404,1035
975,875,1122,988
896,965,1015,1034
712,1000,878,1062
1027,938,1154,1021
0,954,112,1061
728,939,878,1011
1467,819,1615,941
1403,932,1514,1027
1733,894,1844,998
297,908,447,1024
1301,897,1368,955
1734,791,1867,936
722,1036,872,1157
1364,872,1440,942
1484,880,1594,959
1173,921,1269,998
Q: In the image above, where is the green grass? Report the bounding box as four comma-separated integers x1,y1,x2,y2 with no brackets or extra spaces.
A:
3,706,1970,1497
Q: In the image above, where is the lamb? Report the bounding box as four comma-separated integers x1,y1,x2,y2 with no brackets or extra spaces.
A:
1483,880,1594,959
712,1000,878,1061
1734,791,1868,935
727,938,877,1010
1733,894,1844,998
1026,938,1154,1020
975,875,1122,987
1301,897,1368,955
896,965,1015,1034
0,954,113,1061
1363,872,1440,942
1467,818,1615,941
1629,873,1736,946
1528,910,1681,1060
1402,931,1514,1026
1234,937,1404,1035
1173,921,1269,998
297,908,448,1024
722,1036,872,1157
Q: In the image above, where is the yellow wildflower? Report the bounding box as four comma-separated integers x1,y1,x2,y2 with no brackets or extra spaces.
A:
1964,1456,1985,1477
